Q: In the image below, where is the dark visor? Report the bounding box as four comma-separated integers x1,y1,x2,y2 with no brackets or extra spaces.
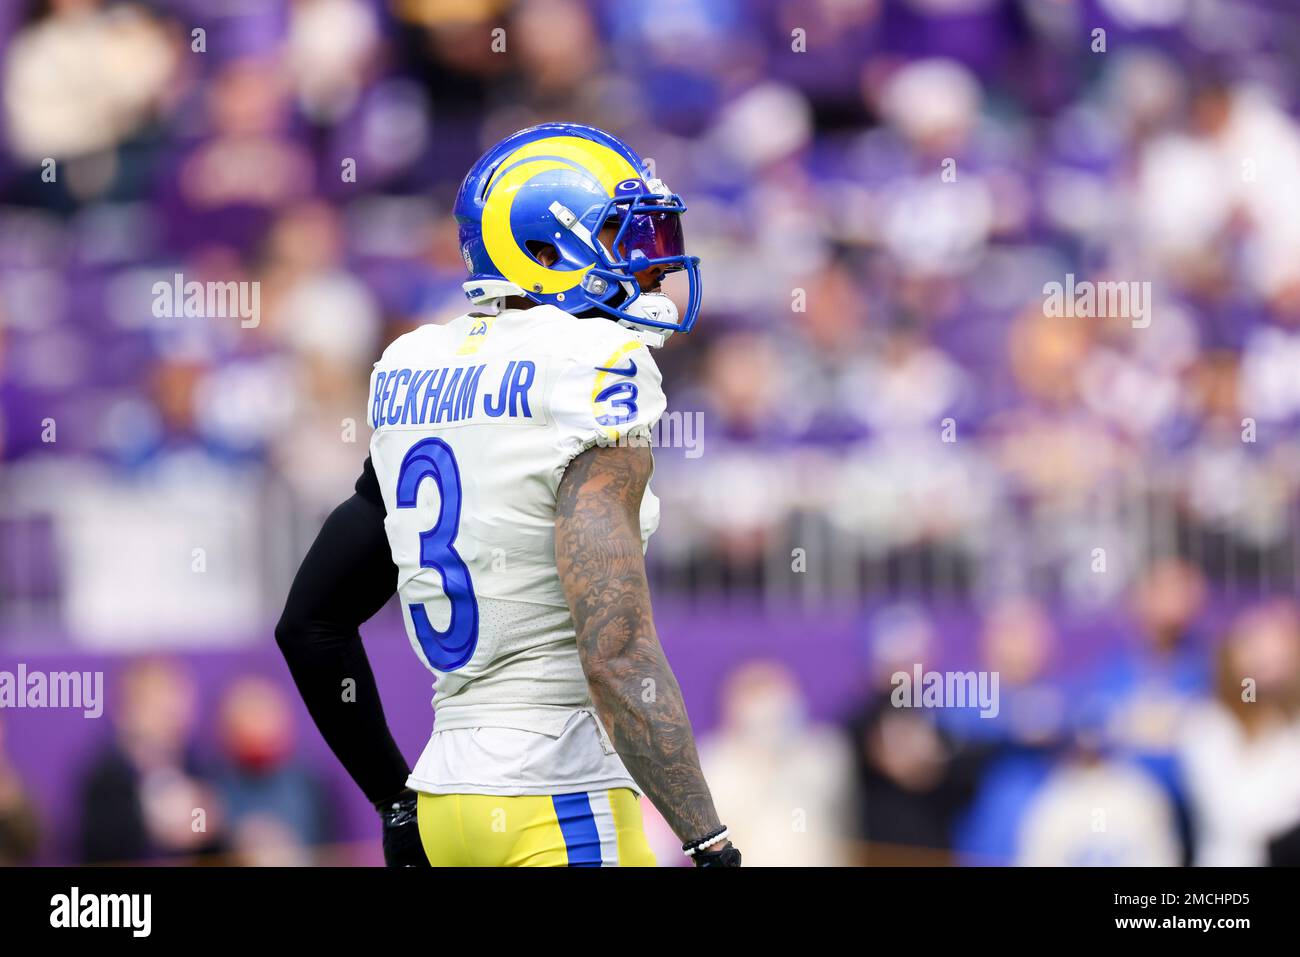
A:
615,208,687,263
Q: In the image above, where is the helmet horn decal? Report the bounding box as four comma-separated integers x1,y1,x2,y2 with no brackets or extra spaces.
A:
481,158,588,295
480,137,641,295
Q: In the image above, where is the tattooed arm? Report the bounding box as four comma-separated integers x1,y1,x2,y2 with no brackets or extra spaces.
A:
555,442,727,847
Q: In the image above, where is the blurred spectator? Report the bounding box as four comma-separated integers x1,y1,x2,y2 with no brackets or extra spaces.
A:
1179,600,1300,866
170,55,315,252
261,201,383,510
285,0,381,124
0,717,39,865
214,675,335,866
1078,559,1210,861
76,658,223,863
951,597,1067,865
847,606,984,863
3,0,177,166
697,660,855,866
1015,751,1180,867
1093,561,1210,752
1019,639,1181,868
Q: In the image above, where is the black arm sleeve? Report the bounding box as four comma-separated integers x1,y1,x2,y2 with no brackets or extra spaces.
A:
275,457,409,804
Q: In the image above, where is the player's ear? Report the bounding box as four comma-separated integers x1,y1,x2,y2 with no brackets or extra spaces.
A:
526,241,560,267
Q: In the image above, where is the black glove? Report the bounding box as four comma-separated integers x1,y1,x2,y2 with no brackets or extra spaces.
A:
375,788,428,867
693,843,742,867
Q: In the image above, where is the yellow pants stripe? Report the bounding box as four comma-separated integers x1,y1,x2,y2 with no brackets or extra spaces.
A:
608,787,655,866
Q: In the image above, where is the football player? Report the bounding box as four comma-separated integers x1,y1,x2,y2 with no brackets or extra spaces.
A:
276,123,739,867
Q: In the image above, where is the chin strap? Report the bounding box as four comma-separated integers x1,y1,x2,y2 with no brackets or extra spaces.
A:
624,327,670,348
615,291,678,347
619,320,672,348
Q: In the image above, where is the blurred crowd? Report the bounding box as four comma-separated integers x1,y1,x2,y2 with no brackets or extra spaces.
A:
1,660,340,865
682,562,1300,866
7,561,1300,866
75,662,336,866
3,0,1300,865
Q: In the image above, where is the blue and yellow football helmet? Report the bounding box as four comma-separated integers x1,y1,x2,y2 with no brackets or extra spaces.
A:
453,123,701,346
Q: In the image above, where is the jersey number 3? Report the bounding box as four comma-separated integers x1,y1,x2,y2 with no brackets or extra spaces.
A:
395,438,479,671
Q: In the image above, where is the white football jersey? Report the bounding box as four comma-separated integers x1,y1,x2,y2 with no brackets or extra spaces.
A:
366,305,666,795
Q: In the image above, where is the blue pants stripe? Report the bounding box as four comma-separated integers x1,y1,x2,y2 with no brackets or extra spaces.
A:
551,792,602,867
